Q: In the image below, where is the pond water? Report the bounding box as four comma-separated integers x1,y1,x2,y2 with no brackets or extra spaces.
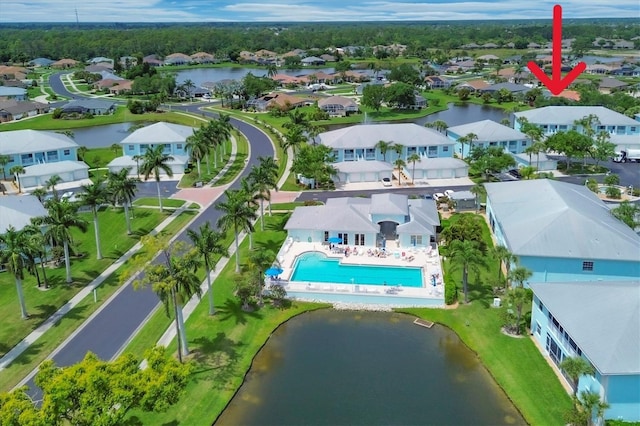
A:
71,123,138,148
175,67,339,87
416,103,510,127
215,310,525,426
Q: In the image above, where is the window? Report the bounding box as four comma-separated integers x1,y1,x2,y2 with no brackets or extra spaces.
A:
344,149,354,161
354,234,365,246
521,141,527,147
535,322,541,335
128,145,134,151
338,233,348,245
489,142,497,146
427,146,437,157
538,298,544,311
63,149,70,156
631,127,637,132
324,231,329,242
365,148,375,160
410,235,423,245
582,261,594,271
442,146,449,152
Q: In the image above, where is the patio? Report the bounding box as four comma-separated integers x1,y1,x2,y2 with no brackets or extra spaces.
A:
270,241,446,307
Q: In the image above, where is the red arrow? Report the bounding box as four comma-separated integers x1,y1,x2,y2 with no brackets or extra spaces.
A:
527,4,586,95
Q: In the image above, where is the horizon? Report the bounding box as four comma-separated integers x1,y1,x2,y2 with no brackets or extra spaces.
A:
1,0,639,23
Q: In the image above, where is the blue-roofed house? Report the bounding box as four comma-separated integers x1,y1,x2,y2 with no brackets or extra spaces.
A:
318,123,468,184
0,87,27,101
61,99,116,115
447,119,530,157
530,281,640,422
0,130,88,188
514,106,640,136
107,122,193,176
485,179,640,284
28,58,55,68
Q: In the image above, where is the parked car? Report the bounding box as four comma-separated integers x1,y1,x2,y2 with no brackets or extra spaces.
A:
61,191,74,200
423,193,433,199
381,177,392,187
433,192,445,201
508,169,522,179
444,190,454,198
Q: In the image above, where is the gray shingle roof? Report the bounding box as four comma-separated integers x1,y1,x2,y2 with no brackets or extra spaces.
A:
0,195,47,234
448,120,527,142
318,123,452,149
284,203,379,233
415,157,468,170
120,122,195,145
531,281,640,374
485,180,640,261
397,199,440,235
334,160,392,174
23,160,88,177
0,130,78,156
514,106,638,126
370,193,408,216
62,99,116,110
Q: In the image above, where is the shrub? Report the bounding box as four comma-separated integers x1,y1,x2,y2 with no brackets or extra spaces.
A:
52,108,63,119
606,186,622,199
444,278,457,305
270,284,287,308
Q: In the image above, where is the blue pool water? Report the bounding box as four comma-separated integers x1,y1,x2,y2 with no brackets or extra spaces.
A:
290,252,423,287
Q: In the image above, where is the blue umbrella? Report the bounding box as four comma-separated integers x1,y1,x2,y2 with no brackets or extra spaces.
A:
266,266,283,277
328,237,342,244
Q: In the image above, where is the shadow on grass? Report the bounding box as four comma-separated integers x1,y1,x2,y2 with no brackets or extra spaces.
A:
11,340,45,366
264,214,289,231
190,331,244,387
217,298,263,325
49,304,89,327
255,238,285,254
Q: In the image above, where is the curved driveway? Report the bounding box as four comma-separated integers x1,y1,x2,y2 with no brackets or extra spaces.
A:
24,74,273,400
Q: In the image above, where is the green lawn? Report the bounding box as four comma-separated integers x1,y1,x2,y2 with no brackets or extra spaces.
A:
213,131,249,186
0,108,208,132
132,197,186,208
0,208,170,360
178,139,234,188
0,210,196,392
269,201,307,210
125,214,328,425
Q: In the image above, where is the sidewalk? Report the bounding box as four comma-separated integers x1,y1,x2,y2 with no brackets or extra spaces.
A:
0,207,186,370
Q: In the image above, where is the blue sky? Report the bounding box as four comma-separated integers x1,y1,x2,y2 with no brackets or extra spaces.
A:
1,0,638,22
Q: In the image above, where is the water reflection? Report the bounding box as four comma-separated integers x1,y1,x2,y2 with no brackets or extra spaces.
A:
71,123,137,148
175,67,339,87
216,310,525,426
417,103,509,127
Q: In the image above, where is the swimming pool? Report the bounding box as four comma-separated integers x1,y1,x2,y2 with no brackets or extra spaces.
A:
290,252,423,287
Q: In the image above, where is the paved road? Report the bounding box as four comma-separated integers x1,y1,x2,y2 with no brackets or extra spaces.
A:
24,75,273,400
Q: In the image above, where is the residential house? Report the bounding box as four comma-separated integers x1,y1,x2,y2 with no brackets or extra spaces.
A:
318,123,468,184
190,52,216,64
61,99,116,115
455,79,489,93
308,71,335,84
447,120,530,157
481,82,530,95
477,54,500,62
164,53,191,66
0,87,27,101
119,56,138,68
530,281,640,422
0,66,27,81
320,54,336,62
318,96,358,117
51,58,78,69
0,100,49,122
0,130,87,188
511,152,558,172
107,122,193,176
424,76,451,89
143,55,163,67
481,43,499,49
513,106,640,136
254,49,277,59
300,56,325,67
527,42,542,48
444,59,476,73
271,73,308,86
485,179,640,283
108,80,133,95
28,58,54,68
85,64,113,73
284,193,439,250
598,77,628,94
246,92,310,112
0,196,48,234
88,57,114,65
282,49,306,58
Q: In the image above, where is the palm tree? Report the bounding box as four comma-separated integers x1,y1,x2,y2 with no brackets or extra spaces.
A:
282,125,306,155
469,183,486,212
216,114,233,156
247,248,277,305
183,79,196,101
559,357,595,397
31,187,48,203
23,224,49,288
407,153,421,184
200,121,220,170
132,154,143,178
33,199,89,283
577,390,609,426
239,178,259,249
216,189,258,273
10,165,25,193
187,222,228,316
134,238,201,363
448,239,485,303
505,287,529,335
257,156,279,216
391,143,403,162
249,159,278,230
107,168,139,235
0,226,30,318
457,135,469,160
110,143,120,155
185,129,208,179
77,146,88,162
139,145,174,212
508,266,532,288
0,154,11,180
463,132,478,158
394,158,406,186
376,140,391,162
45,174,62,199
491,245,518,288
78,178,108,260
425,120,448,133
266,64,277,78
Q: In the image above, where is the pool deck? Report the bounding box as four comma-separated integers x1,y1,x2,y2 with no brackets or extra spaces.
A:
273,241,445,307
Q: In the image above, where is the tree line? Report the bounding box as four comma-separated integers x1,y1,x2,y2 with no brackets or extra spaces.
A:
1,20,637,63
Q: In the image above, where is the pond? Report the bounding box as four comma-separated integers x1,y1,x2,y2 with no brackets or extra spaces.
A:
71,123,138,148
215,310,525,426
175,67,340,87
416,103,510,127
